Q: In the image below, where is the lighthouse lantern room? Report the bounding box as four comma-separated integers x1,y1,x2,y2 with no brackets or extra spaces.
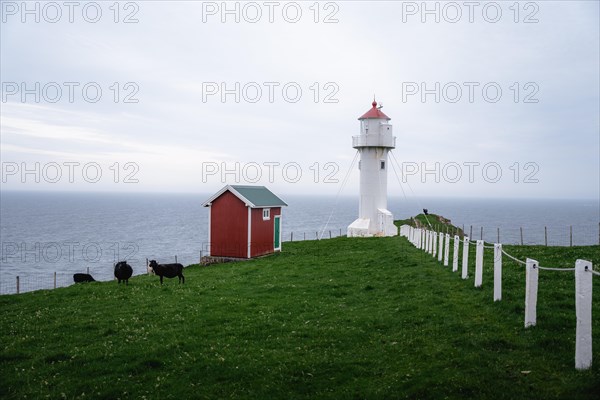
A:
347,100,398,237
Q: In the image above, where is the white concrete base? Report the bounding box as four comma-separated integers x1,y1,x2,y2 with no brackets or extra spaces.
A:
347,218,373,237
347,209,398,237
377,208,398,237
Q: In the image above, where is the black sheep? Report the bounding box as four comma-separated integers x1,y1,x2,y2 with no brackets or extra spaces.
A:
114,261,133,285
73,273,95,283
148,260,185,285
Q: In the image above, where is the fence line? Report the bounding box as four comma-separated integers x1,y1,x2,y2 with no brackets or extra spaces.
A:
283,228,345,243
400,224,597,371
4,228,348,296
2,255,183,296
423,223,600,246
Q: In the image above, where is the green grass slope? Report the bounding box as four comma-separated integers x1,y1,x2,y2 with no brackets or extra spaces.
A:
1,236,599,399
396,214,465,236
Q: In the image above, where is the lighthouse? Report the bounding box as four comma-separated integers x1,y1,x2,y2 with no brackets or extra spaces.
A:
347,100,398,237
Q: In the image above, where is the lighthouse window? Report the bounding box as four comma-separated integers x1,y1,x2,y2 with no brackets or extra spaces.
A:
380,161,385,170
358,161,361,170
263,208,271,220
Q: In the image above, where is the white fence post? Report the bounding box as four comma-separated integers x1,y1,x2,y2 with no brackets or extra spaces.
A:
525,258,539,328
493,244,502,301
575,259,593,370
453,235,459,272
444,234,450,266
461,238,469,279
432,232,437,257
475,240,484,287
427,230,431,253
438,232,444,262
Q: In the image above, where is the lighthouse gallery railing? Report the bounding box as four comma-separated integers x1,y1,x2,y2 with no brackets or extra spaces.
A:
352,133,396,148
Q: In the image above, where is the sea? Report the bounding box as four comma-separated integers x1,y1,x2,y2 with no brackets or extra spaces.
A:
1,191,598,294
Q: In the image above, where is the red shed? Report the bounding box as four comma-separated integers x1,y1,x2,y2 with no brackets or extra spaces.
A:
202,185,288,259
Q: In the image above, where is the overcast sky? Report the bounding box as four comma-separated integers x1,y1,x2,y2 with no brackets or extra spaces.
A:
1,1,598,199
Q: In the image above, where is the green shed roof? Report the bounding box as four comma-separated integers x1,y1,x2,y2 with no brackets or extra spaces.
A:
202,185,287,208
230,185,287,207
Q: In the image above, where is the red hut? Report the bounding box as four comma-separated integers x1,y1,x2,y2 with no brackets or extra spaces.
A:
202,185,287,259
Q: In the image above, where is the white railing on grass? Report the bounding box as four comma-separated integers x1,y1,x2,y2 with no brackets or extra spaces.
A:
400,224,596,371
524,258,539,328
493,243,502,301
438,232,444,262
444,234,450,267
462,237,469,279
475,240,484,288
453,235,459,272
575,260,593,370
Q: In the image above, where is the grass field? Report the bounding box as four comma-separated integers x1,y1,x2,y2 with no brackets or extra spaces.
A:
1,234,599,399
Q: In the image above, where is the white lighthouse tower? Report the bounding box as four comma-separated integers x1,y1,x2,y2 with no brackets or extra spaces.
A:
347,100,398,237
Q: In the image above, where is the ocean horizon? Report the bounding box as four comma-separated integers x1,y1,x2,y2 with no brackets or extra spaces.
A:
1,190,598,294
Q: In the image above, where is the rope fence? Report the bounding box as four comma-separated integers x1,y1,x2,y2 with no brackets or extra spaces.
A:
535,266,576,272
400,224,598,371
501,249,527,265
